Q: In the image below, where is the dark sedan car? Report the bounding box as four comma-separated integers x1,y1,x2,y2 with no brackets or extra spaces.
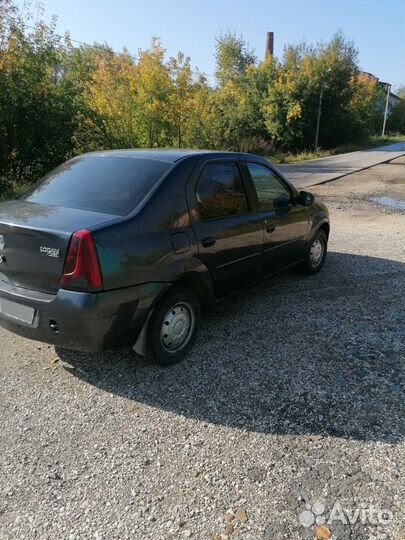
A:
0,150,329,365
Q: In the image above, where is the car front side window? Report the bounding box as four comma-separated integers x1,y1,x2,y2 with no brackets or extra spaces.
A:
247,162,292,212
196,162,249,220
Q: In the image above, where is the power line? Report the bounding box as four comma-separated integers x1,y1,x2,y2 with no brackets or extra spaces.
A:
24,23,138,61
10,22,273,90
22,21,271,86
23,22,217,80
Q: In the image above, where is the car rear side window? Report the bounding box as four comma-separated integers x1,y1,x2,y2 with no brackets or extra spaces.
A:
247,162,292,211
196,162,249,220
21,156,171,216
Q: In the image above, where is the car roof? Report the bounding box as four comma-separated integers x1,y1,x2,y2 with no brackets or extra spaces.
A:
78,149,264,164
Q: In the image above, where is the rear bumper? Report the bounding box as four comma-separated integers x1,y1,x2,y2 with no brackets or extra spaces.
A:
0,280,150,352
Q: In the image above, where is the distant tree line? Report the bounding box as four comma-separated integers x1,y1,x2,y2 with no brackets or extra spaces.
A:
0,0,403,192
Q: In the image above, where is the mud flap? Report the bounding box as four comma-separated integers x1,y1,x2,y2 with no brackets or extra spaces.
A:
132,309,153,357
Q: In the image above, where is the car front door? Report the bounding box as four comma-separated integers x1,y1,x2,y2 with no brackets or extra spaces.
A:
188,159,263,298
244,162,310,276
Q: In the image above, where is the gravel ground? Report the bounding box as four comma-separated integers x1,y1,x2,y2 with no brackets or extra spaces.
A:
1,158,404,540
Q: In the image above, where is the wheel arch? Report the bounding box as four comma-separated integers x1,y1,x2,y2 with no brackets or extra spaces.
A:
309,218,330,242
150,271,212,311
138,259,214,312
319,221,330,239
175,272,211,309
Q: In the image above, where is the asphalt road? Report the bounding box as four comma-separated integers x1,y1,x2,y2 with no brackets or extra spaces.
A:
279,141,405,189
0,158,404,540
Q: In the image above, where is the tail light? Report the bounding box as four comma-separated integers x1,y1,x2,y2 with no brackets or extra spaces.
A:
61,230,103,292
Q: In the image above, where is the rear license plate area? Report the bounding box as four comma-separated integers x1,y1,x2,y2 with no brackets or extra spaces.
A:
0,298,36,325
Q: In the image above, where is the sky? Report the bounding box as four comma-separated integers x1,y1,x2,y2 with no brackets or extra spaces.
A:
15,0,405,91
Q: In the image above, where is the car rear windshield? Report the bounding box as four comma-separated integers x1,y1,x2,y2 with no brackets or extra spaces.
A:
20,156,172,216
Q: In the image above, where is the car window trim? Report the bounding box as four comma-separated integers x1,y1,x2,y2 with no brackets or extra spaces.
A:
194,159,253,223
244,160,296,211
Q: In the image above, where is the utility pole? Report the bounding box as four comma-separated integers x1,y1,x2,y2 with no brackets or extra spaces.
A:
382,82,391,137
314,84,324,149
314,68,331,149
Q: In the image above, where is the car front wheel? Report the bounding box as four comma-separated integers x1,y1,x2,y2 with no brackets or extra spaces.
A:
147,286,201,366
299,228,328,275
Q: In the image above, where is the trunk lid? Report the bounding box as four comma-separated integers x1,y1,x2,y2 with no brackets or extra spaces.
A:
0,200,120,294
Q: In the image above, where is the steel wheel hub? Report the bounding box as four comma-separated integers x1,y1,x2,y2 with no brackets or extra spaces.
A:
160,302,194,352
310,237,324,267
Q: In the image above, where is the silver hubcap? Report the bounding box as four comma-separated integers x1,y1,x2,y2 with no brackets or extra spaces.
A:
160,302,195,352
310,238,324,267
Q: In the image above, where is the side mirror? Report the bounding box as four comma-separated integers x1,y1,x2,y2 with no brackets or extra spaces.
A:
298,191,315,206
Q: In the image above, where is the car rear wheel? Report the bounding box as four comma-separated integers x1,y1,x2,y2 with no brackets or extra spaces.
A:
147,286,201,366
299,228,328,275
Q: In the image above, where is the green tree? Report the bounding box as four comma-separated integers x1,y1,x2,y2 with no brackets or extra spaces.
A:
0,6,88,185
215,31,256,87
182,75,217,149
348,72,381,139
82,46,139,148
387,87,405,134
168,52,193,147
136,38,173,147
264,32,362,150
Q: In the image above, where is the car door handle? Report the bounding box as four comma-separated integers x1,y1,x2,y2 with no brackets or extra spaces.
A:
201,236,216,248
266,223,276,233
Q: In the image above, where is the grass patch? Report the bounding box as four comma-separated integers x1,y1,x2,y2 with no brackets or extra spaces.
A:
270,134,405,164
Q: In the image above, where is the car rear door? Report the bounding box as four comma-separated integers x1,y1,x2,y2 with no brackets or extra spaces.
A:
187,158,263,298
244,161,310,276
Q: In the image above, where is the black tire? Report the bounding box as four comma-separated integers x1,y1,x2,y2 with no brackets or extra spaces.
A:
147,286,201,366
298,228,328,275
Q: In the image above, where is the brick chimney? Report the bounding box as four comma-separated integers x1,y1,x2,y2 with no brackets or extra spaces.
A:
265,31,274,59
